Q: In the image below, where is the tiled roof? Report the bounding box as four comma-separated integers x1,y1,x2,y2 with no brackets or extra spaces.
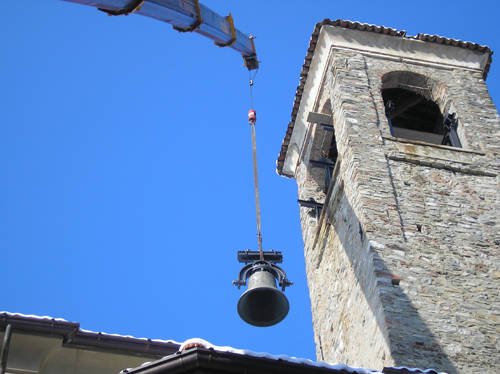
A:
276,19,493,176
1,316,446,374
122,338,446,374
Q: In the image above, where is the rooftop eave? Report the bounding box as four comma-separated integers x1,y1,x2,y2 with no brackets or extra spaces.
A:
121,347,381,374
122,347,445,374
0,312,180,357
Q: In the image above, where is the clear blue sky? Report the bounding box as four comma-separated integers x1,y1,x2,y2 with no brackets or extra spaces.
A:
2,0,499,363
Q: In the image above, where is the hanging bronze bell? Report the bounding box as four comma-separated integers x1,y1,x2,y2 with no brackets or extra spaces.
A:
234,260,292,327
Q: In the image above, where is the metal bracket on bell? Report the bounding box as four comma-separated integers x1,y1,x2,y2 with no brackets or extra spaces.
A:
233,261,293,291
237,250,283,264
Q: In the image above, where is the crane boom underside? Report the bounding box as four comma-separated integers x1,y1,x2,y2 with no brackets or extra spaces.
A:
62,0,258,70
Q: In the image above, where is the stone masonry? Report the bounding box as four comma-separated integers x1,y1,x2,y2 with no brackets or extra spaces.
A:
278,21,499,374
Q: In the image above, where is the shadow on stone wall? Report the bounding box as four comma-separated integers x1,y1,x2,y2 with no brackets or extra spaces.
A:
310,172,458,374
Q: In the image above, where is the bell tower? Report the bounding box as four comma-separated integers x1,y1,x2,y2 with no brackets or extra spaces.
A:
277,20,499,374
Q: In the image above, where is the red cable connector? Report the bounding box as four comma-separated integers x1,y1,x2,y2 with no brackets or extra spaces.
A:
248,109,257,124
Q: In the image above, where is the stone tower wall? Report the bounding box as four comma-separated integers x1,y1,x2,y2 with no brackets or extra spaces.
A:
296,47,499,374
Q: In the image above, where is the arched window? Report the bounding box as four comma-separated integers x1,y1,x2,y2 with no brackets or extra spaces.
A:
381,71,461,147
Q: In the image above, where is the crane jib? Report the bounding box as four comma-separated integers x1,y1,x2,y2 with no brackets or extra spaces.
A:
62,0,259,70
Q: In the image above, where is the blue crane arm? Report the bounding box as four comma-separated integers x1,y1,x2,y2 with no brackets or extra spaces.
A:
62,0,258,70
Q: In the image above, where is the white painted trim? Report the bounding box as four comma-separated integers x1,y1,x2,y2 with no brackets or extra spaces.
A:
323,26,489,72
283,27,332,176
